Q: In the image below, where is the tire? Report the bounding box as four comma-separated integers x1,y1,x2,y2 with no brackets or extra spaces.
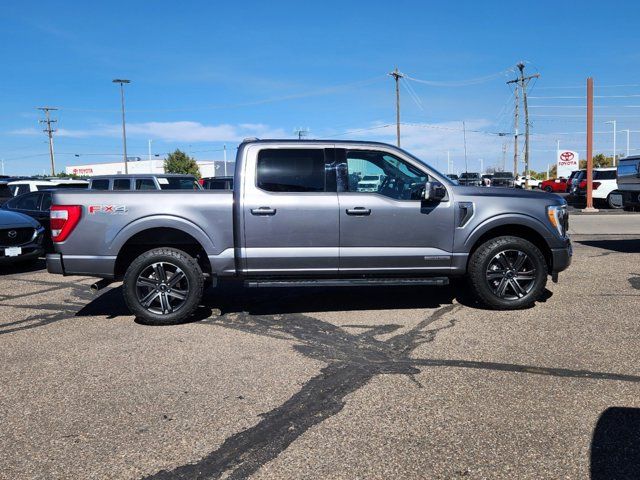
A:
607,192,623,209
123,247,204,325
467,236,548,310
544,186,553,193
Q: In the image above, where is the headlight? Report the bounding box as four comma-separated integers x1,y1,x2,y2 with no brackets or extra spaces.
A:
547,205,567,237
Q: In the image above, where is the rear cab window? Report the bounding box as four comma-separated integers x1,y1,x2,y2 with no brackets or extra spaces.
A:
256,149,326,192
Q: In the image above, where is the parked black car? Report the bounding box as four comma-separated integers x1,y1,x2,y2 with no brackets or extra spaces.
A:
202,176,234,190
445,174,459,184
491,171,515,187
0,210,45,266
458,172,482,187
0,181,13,205
1,191,53,251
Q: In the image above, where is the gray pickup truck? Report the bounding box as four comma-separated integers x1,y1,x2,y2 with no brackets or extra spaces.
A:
47,139,571,324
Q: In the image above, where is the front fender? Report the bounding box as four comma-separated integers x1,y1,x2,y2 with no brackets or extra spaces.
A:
460,213,560,251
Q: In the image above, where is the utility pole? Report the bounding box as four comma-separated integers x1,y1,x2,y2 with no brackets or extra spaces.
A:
507,78,519,175
389,67,403,147
37,107,58,176
148,139,152,161
113,79,131,174
293,127,309,140
501,142,507,171
507,63,539,187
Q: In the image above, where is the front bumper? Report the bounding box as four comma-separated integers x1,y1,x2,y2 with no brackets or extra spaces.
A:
551,238,572,273
0,245,43,265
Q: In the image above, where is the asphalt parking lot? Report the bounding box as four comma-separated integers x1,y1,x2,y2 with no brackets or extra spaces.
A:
1,234,639,480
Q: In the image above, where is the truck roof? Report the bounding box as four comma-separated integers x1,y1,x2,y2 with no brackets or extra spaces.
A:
89,173,196,179
240,138,402,148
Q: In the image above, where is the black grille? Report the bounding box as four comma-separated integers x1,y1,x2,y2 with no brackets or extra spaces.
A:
0,227,35,246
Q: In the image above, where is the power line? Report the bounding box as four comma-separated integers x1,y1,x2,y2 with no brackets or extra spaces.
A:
403,67,515,87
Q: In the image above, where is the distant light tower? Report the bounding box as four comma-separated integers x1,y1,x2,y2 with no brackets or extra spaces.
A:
620,129,630,158
113,79,131,173
604,120,617,166
478,158,484,174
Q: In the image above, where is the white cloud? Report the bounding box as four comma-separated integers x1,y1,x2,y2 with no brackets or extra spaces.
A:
10,121,288,142
333,119,507,171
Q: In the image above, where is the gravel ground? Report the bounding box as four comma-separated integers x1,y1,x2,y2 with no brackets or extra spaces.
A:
1,235,639,479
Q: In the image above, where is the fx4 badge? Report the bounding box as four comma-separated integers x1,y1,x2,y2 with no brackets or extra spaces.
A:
88,205,128,215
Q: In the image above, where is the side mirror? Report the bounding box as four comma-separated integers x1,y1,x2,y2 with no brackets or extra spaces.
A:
423,181,447,202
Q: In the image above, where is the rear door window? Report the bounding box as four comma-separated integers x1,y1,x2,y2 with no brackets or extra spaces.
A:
595,170,616,180
91,179,110,190
40,193,52,211
16,193,41,211
256,149,326,192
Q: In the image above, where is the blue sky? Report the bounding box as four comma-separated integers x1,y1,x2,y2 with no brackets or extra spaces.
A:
2,0,640,175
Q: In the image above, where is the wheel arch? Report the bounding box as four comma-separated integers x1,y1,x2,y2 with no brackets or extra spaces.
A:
113,225,212,279
464,216,554,272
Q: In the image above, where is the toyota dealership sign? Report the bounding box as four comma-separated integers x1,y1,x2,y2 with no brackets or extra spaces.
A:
557,150,579,178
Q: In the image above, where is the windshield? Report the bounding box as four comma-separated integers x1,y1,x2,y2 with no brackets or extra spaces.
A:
362,175,379,181
157,177,202,190
460,173,480,179
400,151,455,186
493,172,514,179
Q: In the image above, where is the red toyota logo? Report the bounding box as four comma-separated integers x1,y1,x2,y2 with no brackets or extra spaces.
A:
560,151,574,161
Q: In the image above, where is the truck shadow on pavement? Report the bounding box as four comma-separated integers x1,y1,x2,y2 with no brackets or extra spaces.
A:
591,407,640,480
74,285,631,479
575,238,640,254
76,280,552,321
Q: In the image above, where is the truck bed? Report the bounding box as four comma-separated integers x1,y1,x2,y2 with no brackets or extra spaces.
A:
50,190,234,277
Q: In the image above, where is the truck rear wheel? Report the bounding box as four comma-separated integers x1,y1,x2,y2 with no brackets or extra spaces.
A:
123,247,204,325
467,236,548,310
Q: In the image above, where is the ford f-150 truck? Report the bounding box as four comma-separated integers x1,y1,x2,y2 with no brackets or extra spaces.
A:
46,139,572,324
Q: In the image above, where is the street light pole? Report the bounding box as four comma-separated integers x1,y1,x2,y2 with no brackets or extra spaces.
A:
605,120,616,166
620,129,630,158
113,79,131,174
478,158,483,174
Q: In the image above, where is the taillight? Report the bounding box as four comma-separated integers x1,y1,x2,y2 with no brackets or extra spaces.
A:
579,180,601,190
50,205,82,242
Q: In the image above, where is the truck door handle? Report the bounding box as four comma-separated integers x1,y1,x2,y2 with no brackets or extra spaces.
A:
251,207,276,216
346,207,371,216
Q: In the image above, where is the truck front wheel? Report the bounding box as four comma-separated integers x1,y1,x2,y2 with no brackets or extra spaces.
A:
123,247,204,325
467,236,548,309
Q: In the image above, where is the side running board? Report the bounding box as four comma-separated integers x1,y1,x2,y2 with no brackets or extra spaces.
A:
245,277,449,288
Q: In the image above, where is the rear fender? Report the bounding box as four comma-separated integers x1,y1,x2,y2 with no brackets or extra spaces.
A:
107,215,217,256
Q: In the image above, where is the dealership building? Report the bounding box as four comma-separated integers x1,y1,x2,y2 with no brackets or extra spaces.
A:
64,159,234,178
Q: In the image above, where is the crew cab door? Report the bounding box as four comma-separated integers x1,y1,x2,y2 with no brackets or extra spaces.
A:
336,148,455,273
241,145,339,274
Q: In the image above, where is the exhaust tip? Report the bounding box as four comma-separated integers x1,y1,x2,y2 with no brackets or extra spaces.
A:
90,279,113,294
